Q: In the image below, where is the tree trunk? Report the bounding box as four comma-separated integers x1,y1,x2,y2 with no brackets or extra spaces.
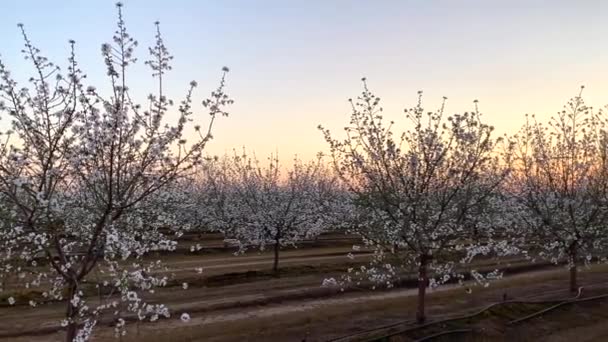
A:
65,281,78,342
569,242,578,292
416,254,429,324
66,320,77,342
273,239,280,275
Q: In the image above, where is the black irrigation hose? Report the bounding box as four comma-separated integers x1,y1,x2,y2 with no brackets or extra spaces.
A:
326,284,608,342
508,292,608,325
413,329,473,342
356,300,530,342
325,295,546,342
326,298,561,342
325,299,514,342
506,288,583,325
325,319,417,342
387,291,608,342
407,290,587,342
327,301,529,342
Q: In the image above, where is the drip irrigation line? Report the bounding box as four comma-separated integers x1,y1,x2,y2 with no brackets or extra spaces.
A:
508,291,608,325
326,284,608,342
413,329,473,342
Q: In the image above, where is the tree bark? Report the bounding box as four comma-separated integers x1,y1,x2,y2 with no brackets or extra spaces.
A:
416,254,429,324
65,281,78,342
273,239,280,275
569,242,578,292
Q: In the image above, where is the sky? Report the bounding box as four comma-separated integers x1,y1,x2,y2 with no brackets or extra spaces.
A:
1,0,608,161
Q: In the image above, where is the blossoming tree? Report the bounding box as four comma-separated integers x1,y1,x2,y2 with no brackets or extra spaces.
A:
188,156,239,234
319,79,507,323
507,88,608,292
215,153,331,274
0,3,232,341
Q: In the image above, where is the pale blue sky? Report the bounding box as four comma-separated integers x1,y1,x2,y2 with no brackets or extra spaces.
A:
2,0,607,160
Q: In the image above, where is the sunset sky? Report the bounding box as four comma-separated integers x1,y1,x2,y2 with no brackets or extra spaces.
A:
2,0,607,161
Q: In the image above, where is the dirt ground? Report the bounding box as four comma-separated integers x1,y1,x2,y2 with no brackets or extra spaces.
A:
0,244,368,337
117,266,608,342
1,240,607,342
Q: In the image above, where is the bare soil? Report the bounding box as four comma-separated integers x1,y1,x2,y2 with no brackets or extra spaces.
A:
1,240,607,342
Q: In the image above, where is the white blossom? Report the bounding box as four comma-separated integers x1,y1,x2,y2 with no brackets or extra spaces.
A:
180,313,191,322
0,3,232,341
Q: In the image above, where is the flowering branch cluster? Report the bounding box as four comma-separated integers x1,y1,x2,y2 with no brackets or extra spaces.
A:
319,78,512,323
506,87,608,291
0,3,231,341
191,152,336,273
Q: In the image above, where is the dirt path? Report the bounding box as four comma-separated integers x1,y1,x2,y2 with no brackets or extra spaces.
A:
166,252,370,273
117,266,608,342
540,319,608,342
0,245,371,339
5,265,608,342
